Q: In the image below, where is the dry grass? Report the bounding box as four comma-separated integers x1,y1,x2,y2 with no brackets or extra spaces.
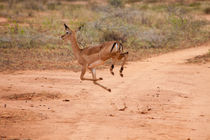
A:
1,92,62,101
187,50,210,64
204,7,210,14
0,47,81,71
0,109,47,123
0,0,210,71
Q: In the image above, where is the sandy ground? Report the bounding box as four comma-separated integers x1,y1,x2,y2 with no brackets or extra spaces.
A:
0,45,210,140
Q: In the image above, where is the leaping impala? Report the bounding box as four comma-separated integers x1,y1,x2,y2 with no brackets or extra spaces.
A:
61,24,128,92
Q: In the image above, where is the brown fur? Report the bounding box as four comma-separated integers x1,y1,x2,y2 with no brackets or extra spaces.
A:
61,24,128,92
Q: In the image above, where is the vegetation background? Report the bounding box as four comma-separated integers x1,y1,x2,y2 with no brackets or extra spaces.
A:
0,0,209,71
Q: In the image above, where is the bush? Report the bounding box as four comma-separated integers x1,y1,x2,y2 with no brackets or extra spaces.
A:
0,0,209,71
127,0,142,3
204,7,210,14
108,0,124,7
24,0,45,11
189,2,201,8
76,4,209,50
101,30,127,43
0,24,62,49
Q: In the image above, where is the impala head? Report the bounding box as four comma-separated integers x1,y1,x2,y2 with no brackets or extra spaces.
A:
61,23,74,41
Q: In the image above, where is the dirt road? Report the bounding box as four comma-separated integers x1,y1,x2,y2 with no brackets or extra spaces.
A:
0,46,210,140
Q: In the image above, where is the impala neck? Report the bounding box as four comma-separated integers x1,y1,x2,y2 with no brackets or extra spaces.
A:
69,33,81,59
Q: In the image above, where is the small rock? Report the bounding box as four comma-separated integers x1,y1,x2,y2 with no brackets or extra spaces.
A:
109,114,114,117
139,107,152,114
63,99,70,102
118,103,127,111
0,135,7,138
119,107,127,111
140,111,147,114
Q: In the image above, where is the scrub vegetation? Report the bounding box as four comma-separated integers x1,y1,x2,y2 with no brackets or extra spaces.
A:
0,0,210,71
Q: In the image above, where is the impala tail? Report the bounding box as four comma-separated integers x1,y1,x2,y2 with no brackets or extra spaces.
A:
110,42,124,53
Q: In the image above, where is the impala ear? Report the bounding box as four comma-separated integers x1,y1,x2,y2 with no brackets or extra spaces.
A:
75,24,85,32
64,23,70,30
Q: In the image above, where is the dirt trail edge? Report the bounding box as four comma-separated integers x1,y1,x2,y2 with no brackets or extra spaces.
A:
0,45,210,140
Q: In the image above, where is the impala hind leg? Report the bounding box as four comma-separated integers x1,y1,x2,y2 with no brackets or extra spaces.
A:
110,57,117,76
119,52,128,77
110,64,114,75
88,60,104,69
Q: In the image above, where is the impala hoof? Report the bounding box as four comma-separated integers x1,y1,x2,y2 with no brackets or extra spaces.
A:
99,77,103,80
120,73,123,77
111,72,114,76
108,89,111,92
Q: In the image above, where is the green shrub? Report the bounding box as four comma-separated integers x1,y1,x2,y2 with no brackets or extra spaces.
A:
144,0,158,3
47,3,56,10
24,0,45,11
108,0,124,7
0,4,4,9
101,30,127,43
127,0,142,3
75,4,209,50
204,7,210,14
189,2,201,8
0,25,62,49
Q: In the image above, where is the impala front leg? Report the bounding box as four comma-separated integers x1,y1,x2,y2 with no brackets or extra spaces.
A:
90,68,103,81
80,65,102,81
88,60,104,80
110,57,117,76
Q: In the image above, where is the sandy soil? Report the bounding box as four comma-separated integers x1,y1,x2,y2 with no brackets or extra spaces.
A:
0,45,210,140
0,17,7,23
